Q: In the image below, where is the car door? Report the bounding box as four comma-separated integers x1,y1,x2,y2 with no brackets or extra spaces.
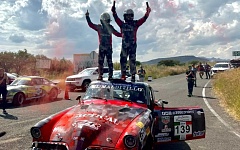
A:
31,78,43,98
153,101,205,143
25,79,38,99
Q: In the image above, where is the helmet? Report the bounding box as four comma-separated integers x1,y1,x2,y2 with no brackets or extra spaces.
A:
100,13,111,23
123,9,134,21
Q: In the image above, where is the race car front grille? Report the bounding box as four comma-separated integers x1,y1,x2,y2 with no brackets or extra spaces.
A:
85,146,116,150
66,78,75,81
32,142,68,150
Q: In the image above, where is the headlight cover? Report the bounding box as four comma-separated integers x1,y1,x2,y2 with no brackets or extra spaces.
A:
124,135,137,148
31,127,41,138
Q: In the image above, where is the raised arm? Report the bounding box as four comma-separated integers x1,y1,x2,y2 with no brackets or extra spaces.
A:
85,10,98,31
111,1,123,27
111,26,122,37
136,2,151,27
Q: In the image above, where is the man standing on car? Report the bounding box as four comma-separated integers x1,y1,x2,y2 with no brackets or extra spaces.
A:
86,10,121,80
137,65,146,82
0,68,9,114
111,1,151,82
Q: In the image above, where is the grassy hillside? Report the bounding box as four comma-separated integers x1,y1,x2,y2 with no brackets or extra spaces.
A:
212,68,240,121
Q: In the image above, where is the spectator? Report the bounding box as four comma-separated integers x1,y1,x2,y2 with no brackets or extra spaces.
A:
86,10,121,80
197,62,204,79
137,65,146,82
205,62,211,79
111,1,151,82
186,66,195,97
0,68,9,114
191,64,197,87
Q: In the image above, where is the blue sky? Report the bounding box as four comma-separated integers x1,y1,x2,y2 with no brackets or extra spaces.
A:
0,0,240,62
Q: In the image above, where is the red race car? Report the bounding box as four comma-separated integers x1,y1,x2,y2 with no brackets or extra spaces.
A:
30,79,205,150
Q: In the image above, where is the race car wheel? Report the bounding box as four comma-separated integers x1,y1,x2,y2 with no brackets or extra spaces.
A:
13,93,25,106
39,89,48,103
143,135,154,150
82,80,90,92
49,88,58,101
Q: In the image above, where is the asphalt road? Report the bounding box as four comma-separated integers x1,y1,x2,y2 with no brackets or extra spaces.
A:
0,74,240,150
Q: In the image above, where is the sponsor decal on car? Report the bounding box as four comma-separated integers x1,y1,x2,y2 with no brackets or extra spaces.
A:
157,137,171,142
161,124,171,132
161,116,170,124
174,115,192,122
155,133,169,137
193,131,205,137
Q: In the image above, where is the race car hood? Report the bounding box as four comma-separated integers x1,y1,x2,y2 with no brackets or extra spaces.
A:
211,67,229,71
66,73,90,79
50,103,146,149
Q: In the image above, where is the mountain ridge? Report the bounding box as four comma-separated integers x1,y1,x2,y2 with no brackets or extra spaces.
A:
142,55,230,65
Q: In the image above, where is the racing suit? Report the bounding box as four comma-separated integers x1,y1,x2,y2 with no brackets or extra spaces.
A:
112,10,150,78
86,16,121,78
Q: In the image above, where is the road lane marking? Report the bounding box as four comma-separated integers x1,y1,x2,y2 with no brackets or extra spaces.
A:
0,137,22,144
202,80,240,138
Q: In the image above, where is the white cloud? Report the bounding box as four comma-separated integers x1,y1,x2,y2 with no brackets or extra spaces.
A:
0,0,240,62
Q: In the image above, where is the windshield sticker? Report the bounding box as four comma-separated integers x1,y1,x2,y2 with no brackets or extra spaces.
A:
92,83,144,92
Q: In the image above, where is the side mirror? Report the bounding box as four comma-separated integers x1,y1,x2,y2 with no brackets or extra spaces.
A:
155,99,168,109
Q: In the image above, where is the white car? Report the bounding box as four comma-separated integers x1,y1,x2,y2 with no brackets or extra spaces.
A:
210,62,233,77
103,70,140,82
65,67,109,91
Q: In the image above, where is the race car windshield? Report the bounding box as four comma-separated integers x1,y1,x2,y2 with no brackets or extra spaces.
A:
10,78,32,86
214,64,229,68
82,82,146,104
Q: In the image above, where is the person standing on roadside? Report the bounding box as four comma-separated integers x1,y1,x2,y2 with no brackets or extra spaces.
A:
197,62,204,79
0,68,9,114
111,1,151,82
137,65,146,82
191,64,197,87
186,66,195,97
204,62,211,79
85,10,121,80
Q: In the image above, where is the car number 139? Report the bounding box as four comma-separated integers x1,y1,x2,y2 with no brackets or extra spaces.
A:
174,122,192,136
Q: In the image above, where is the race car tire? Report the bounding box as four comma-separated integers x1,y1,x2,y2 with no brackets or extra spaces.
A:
13,93,25,106
49,88,58,101
39,89,48,103
82,80,90,92
143,135,154,150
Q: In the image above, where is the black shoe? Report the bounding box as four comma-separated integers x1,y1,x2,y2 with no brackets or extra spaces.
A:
131,75,135,82
108,76,113,81
195,85,197,87
3,110,8,114
97,76,103,80
0,132,6,137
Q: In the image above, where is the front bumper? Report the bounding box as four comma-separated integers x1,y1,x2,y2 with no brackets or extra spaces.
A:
31,142,117,150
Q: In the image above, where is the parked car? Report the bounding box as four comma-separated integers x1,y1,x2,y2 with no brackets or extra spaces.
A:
103,70,140,82
0,76,61,106
65,67,109,92
210,62,233,77
30,79,205,150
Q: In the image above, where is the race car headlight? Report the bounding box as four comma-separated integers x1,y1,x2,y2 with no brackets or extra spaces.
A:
31,127,41,139
124,135,137,148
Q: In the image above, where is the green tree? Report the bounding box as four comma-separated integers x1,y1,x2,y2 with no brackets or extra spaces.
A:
13,49,36,74
157,60,181,66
